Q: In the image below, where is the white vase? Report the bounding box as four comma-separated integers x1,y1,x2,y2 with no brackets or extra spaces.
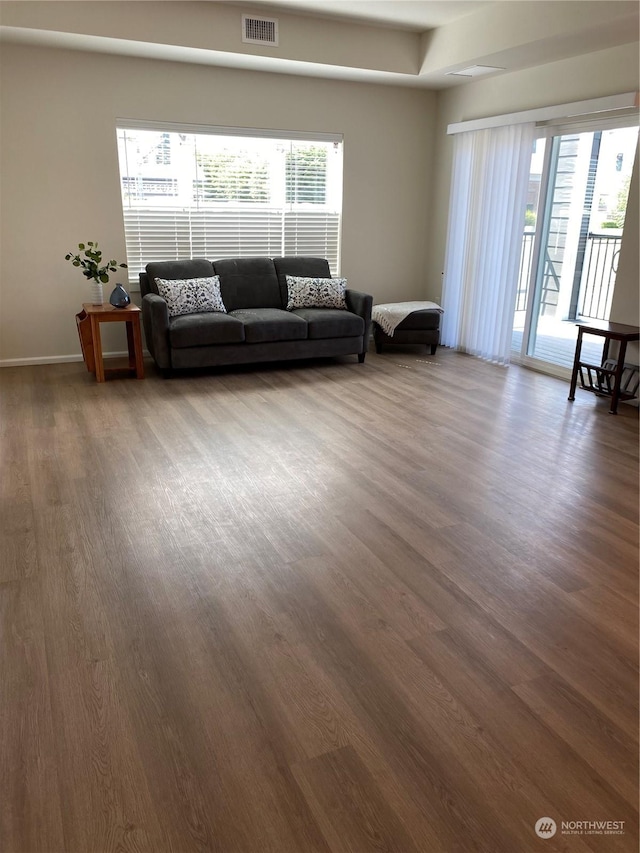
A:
90,280,104,305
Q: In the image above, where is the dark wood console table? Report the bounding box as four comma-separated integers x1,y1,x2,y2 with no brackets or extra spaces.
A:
568,320,639,414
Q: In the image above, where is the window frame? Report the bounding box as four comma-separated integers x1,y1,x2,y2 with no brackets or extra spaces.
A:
115,120,344,288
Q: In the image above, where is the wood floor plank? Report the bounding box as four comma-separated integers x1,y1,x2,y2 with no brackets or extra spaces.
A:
284,553,594,852
408,630,638,853
0,425,38,583
0,580,65,853
202,559,459,852
47,657,166,853
567,583,639,653
1,350,637,852
259,560,527,853
292,745,421,853
513,674,639,807
0,501,37,583
434,544,639,739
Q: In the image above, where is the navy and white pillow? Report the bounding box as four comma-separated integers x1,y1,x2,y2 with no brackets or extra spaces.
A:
285,275,347,311
155,275,227,317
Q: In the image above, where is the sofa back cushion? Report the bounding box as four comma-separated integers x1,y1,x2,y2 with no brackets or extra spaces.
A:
273,257,332,306
213,257,282,311
143,259,215,297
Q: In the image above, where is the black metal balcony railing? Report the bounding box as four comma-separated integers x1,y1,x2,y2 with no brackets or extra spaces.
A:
515,230,535,312
514,230,622,323
577,232,621,320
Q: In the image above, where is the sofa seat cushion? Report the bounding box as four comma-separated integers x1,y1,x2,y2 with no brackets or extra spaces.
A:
169,312,245,348
291,308,364,340
230,308,308,343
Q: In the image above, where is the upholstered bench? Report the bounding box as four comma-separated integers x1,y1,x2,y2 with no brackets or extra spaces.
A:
372,301,443,354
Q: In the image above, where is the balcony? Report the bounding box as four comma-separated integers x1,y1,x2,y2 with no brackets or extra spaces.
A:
512,230,622,368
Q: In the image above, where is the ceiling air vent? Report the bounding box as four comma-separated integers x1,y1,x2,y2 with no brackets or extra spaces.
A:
242,15,279,46
446,65,505,78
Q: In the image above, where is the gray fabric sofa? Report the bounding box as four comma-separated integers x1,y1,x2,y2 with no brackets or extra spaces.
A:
139,256,373,373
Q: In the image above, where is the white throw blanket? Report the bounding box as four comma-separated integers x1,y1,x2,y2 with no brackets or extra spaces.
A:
372,301,443,337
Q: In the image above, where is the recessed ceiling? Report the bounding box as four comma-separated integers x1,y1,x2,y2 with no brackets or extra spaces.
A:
0,1,638,90
232,0,491,30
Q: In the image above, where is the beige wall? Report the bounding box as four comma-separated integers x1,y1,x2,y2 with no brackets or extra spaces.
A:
2,37,638,364
0,43,435,362
428,41,640,329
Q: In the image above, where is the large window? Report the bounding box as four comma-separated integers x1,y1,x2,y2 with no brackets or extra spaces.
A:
116,123,343,285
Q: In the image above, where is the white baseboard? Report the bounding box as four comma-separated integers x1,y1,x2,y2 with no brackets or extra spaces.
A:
0,350,150,368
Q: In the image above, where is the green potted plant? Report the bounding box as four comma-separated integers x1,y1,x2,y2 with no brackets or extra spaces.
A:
65,242,128,305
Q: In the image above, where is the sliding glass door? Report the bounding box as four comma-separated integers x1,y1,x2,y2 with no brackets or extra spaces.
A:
512,125,638,371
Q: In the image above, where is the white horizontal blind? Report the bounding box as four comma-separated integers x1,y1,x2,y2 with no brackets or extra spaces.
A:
283,211,341,257
116,126,343,283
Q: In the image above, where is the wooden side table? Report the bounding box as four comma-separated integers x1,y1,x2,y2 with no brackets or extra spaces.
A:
568,320,639,414
76,302,145,382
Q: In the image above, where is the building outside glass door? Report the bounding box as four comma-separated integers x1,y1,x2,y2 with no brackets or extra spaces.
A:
512,125,638,372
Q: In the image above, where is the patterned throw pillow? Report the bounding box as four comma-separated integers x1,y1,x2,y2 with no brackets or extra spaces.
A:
285,275,348,311
155,275,227,317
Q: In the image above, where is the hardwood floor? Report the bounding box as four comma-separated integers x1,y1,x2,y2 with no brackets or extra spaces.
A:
1,348,638,853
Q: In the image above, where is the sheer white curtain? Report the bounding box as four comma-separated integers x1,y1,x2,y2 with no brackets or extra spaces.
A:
441,122,536,365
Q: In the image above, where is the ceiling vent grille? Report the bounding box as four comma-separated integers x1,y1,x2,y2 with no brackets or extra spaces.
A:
242,15,279,46
446,65,505,78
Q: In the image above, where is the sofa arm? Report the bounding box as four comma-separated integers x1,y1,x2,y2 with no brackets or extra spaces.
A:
142,294,171,369
345,288,373,344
